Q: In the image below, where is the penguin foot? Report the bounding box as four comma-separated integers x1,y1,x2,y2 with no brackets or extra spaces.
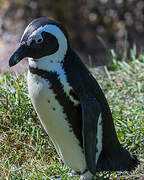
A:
79,176,86,180
79,171,93,180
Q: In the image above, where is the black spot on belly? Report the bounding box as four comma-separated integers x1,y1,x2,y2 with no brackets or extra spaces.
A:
53,107,56,111
29,66,83,148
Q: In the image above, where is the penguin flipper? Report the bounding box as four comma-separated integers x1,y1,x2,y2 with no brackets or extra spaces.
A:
63,49,139,172
80,95,102,175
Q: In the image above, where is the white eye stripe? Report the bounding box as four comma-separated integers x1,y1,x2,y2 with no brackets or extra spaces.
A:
28,24,68,70
27,33,43,46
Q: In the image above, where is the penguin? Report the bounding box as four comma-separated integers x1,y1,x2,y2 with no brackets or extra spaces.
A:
9,17,139,180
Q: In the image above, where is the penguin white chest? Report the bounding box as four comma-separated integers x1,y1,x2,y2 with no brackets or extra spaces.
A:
27,70,86,172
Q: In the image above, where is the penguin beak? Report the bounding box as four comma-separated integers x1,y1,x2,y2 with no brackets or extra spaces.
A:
9,44,29,67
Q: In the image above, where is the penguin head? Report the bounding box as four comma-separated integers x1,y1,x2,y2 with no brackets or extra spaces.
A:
9,17,70,67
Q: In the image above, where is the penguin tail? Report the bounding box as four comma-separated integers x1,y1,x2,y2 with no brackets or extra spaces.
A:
96,146,140,172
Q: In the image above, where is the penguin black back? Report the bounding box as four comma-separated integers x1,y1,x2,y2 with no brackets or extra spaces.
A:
63,48,140,172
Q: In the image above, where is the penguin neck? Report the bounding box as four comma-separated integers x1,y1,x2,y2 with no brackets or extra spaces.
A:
28,55,65,73
28,47,71,72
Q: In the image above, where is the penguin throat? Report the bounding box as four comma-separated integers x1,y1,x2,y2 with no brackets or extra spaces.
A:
28,55,65,72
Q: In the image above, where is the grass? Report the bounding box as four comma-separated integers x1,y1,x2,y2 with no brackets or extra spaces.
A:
0,48,144,179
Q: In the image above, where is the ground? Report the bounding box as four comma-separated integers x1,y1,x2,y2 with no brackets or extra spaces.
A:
0,47,144,179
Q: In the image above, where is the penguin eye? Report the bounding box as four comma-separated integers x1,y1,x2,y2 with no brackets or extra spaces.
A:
36,38,43,44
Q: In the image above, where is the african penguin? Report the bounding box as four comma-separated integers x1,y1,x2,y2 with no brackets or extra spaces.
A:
9,17,139,180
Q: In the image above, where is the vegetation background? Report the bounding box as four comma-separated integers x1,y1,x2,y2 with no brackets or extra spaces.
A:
0,0,143,179
1,0,144,67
